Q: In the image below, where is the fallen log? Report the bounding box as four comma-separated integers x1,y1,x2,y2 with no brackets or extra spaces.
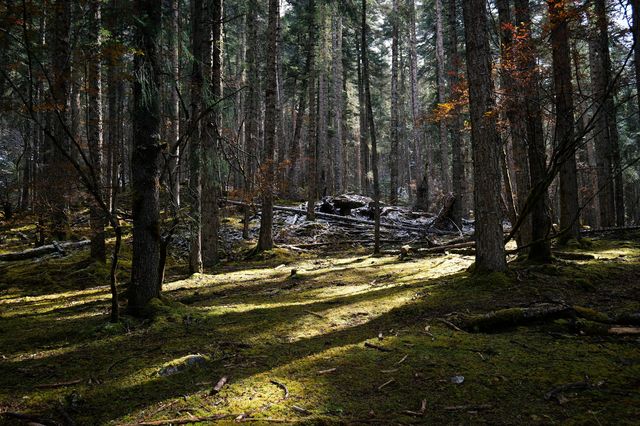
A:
0,240,90,261
454,303,573,332
224,199,438,237
383,241,475,256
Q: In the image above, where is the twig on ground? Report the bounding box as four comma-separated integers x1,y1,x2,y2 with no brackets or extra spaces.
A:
270,380,289,399
377,378,396,390
436,318,466,332
364,342,393,352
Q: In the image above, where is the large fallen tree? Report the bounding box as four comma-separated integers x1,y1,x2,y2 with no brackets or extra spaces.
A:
0,240,90,261
224,199,445,237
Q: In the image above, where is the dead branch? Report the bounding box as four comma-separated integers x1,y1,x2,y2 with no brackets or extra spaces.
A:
270,380,289,399
364,342,393,352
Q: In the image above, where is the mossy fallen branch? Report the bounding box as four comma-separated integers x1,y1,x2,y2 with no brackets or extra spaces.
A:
454,304,640,335
0,240,90,261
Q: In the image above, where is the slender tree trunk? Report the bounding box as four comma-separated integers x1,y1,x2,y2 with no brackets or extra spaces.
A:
188,0,204,273
356,34,370,195
389,0,399,204
409,0,425,209
435,0,449,194
257,0,279,251
447,0,465,227
592,0,624,226
243,0,259,238
496,0,532,249
462,0,507,272
306,0,318,220
129,0,162,313
87,0,106,262
46,0,71,241
548,0,580,243
202,0,222,266
514,0,552,262
633,0,640,119
361,0,380,254
331,4,344,194
167,0,180,207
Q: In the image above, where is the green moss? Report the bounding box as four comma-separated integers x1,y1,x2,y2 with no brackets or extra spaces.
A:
1,216,640,425
574,306,610,323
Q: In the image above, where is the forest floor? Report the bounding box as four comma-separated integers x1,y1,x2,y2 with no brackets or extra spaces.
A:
1,212,640,425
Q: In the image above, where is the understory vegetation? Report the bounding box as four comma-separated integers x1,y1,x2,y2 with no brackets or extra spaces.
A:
1,216,639,425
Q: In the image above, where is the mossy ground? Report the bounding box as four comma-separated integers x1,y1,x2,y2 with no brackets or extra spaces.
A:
1,216,640,425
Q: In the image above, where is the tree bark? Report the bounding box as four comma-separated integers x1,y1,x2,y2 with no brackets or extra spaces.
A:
447,0,465,227
435,0,449,194
202,0,222,266
462,0,507,272
188,0,204,273
46,0,72,241
167,0,180,208
129,0,163,313
496,0,532,250
548,0,580,243
306,0,318,221
514,0,552,262
331,4,344,194
361,0,381,254
87,0,106,262
389,0,399,204
257,0,279,251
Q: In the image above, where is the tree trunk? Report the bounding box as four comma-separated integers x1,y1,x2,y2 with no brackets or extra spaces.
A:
462,0,507,272
409,0,425,210
331,4,344,194
435,0,449,194
188,0,204,273
356,33,370,196
87,0,106,262
202,0,222,266
129,0,162,314
447,0,465,227
514,0,552,262
306,0,318,221
361,0,381,254
590,0,624,227
257,0,279,251
496,0,532,250
389,0,399,204
243,0,259,238
46,0,72,241
548,0,580,243
633,0,640,120
167,0,180,208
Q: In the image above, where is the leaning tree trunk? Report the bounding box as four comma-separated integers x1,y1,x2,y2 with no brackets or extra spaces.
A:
462,0,507,272
129,0,163,314
548,0,580,243
256,0,279,251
